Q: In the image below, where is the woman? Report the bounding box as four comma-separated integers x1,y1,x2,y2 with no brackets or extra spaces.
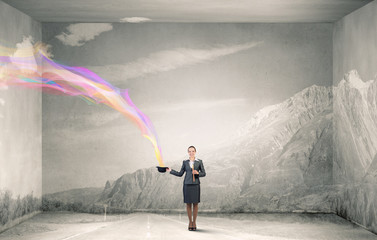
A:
167,146,206,231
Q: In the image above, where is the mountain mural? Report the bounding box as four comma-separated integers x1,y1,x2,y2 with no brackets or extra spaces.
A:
334,70,377,182
44,83,336,213
333,70,377,232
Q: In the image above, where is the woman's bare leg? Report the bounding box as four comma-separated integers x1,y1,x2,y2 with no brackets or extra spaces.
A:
193,203,198,228
186,203,193,227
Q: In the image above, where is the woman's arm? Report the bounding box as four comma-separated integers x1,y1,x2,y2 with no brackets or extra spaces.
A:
198,160,206,177
169,161,185,177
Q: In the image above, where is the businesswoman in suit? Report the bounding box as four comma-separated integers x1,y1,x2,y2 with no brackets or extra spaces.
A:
167,146,206,231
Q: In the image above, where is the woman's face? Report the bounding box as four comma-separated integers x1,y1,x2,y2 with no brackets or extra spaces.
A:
188,147,196,158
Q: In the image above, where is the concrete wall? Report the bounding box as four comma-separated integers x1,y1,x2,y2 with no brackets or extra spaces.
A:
0,0,42,231
41,22,334,213
333,0,377,234
2,0,377,234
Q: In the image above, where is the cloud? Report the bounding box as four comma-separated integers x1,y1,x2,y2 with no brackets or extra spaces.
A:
12,36,38,71
0,35,45,87
13,36,35,55
89,41,262,81
120,17,151,23
56,23,113,47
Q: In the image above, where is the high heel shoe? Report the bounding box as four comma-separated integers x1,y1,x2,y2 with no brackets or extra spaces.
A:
188,222,193,231
192,223,197,231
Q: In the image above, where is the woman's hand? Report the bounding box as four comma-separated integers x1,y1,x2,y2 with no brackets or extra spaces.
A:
193,170,199,175
166,167,171,172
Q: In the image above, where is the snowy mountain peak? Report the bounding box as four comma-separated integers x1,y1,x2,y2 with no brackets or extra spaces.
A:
235,84,332,140
335,69,377,172
344,69,360,81
344,69,368,90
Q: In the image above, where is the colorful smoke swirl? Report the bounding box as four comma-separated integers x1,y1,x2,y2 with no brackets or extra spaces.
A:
0,40,165,167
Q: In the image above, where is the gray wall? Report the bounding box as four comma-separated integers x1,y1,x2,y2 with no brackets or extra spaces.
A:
41,22,335,213
333,0,377,234
1,0,377,234
0,0,42,229
333,0,377,85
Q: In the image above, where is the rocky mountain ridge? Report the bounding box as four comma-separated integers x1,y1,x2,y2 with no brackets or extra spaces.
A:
97,84,335,212
333,70,377,232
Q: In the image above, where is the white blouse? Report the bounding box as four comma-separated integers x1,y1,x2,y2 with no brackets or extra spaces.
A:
189,158,198,168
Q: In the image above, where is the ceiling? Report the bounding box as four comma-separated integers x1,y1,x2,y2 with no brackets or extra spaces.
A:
2,0,373,23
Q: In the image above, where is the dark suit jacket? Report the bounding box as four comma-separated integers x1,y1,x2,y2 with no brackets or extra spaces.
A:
170,159,206,184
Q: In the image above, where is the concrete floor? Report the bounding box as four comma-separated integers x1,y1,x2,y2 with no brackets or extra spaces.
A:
0,212,376,240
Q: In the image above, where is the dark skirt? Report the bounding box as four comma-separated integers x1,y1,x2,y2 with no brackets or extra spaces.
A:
183,184,200,203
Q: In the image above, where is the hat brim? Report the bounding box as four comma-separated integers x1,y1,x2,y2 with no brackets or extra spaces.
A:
156,166,168,173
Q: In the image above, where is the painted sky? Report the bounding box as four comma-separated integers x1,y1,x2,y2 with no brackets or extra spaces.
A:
41,23,332,194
